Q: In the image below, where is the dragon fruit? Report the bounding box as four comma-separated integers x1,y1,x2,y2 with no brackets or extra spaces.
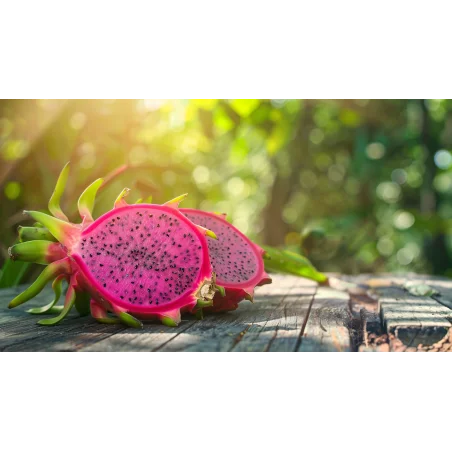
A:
180,209,272,312
8,163,218,328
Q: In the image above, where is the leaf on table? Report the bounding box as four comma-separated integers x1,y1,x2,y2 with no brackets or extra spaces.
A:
403,281,440,297
262,246,327,283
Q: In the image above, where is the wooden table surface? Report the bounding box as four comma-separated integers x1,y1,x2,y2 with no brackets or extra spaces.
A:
1,273,451,351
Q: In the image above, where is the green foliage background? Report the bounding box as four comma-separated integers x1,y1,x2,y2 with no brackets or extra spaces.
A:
1,99,451,285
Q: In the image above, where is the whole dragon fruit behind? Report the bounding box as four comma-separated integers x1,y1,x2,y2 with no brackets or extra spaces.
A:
181,209,271,312
8,164,218,328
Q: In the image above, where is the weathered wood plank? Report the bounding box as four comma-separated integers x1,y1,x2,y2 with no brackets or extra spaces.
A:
3,320,126,352
341,274,388,352
0,287,85,351
297,287,352,352
0,290,125,352
159,275,304,352
416,277,452,311
1,273,451,351
234,283,316,352
341,274,452,351
230,276,315,352
378,286,452,348
82,320,197,352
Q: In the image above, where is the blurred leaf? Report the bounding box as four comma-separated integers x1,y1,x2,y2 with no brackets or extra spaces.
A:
192,99,218,110
230,99,260,118
403,281,439,297
214,108,235,132
249,104,272,124
263,246,327,283
0,259,31,288
339,108,361,127
267,122,289,154
2,140,29,161
230,136,249,165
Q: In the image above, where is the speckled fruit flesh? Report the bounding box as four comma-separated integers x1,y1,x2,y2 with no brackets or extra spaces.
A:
181,209,271,312
72,205,213,322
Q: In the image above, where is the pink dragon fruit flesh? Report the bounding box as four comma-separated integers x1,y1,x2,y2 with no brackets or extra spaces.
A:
8,164,218,328
181,209,272,313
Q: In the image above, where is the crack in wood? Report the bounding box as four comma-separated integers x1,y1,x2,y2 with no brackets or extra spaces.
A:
151,321,198,352
294,286,317,352
229,277,311,352
264,326,279,352
228,324,252,351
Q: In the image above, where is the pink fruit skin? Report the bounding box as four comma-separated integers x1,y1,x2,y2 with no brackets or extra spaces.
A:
181,209,271,312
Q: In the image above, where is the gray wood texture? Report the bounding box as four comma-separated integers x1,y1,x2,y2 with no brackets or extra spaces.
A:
298,287,352,352
1,273,452,351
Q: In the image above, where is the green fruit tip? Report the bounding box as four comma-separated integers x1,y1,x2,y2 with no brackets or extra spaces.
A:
216,285,226,297
161,316,178,327
206,229,218,240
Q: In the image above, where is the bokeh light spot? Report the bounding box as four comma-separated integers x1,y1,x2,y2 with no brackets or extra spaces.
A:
4,181,21,200
433,173,452,193
309,128,324,145
438,203,452,219
314,153,332,170
79,153,96,169
328,164,345,182
377,237,394,256
393,210,415,230
406,242,420,259
366,142,385,160
2,140,29,161
397,247,414,265
376,182,401,203
233,217,249,234
283,206,298,224
391,169,407,185
406,169,423,188
434,149,452,169
227,177,245,196
300,170,318,189
70,112,87,130
141,99,165,112
192,166,210,184
339,109,361,127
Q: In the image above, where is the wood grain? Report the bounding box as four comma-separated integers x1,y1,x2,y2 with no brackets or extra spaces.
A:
298,287,352,352
1,273,452,351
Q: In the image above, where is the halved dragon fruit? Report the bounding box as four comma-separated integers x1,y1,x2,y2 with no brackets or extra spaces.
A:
8,164,218,328
181,209,272,312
